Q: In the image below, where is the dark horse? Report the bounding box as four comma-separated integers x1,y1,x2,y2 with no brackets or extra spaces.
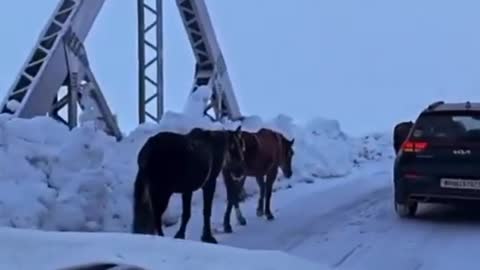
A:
131,126,246,244
222,128,295,233
393,121,413,154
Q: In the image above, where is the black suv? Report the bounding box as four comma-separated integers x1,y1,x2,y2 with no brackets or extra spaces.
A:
393,101,480,217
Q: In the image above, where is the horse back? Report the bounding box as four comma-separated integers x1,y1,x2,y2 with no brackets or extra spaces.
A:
140,132,214,192
242,128,282,175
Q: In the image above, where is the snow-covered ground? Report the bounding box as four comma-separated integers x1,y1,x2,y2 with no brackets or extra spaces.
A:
0,227,327,270
0,88,396,269
5,94,477,270
212,157,480,270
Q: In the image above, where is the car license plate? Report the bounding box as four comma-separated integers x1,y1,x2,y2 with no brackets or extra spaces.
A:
440,178,480,190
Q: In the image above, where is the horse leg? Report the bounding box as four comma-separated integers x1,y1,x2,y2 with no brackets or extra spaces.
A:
233,201,247,226
223,201,234,233
200,177,218,244
222,171,235,233
222,171,247,233
232,175,248,226
174,191,193,239
256,176,265,217
223,200,247,234
264,169,278,221
230,188,248,228
150,190,172,236
237,177,248,202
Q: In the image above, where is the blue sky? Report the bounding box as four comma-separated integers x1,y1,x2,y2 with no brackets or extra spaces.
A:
1,1,480,135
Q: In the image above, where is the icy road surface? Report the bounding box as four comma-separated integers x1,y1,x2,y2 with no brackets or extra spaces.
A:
216,161,480,270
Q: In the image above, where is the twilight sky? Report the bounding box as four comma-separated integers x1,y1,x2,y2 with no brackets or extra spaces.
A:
1,0,480,135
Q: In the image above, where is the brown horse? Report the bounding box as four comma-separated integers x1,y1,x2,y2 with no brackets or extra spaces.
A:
222,128,295,233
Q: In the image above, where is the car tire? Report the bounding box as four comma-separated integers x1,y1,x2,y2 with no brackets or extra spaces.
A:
394,201,418,218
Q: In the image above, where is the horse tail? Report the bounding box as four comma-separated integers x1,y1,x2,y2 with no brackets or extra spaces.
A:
132,167,155,234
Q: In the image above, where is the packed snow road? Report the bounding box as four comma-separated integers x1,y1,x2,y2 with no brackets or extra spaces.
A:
217,162,480,270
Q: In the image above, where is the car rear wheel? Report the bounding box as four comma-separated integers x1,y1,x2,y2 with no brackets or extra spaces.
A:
394,201,418,218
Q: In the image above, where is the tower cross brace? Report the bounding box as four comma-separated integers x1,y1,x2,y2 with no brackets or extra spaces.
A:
1,0,242,140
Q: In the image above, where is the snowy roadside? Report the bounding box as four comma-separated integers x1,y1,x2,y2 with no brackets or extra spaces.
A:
0,227,328,270
164,158,393,243
0,106,393,233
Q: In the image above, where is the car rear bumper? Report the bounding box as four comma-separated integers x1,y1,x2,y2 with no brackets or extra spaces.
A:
408,193,480,203
395,176,480,204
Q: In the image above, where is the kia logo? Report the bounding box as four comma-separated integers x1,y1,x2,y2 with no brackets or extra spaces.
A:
453,149,471,155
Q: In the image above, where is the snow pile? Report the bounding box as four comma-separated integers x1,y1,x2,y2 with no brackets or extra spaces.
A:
293,117,353,180
0,227,327,270
5,100,21,113
0,88,391,232
352,131,394,166
238,116,392,198
183,85,213,117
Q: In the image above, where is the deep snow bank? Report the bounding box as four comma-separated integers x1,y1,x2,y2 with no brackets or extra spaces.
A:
0,87,393,232
0,227,327,270
0,111,392,232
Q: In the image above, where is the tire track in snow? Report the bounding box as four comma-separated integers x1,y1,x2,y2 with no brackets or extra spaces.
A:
281,187,390,252
221,164,480,270
220,168,391,251
290,194,480,270
331,243,363,268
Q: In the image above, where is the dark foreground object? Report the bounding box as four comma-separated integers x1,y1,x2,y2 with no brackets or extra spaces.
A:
58,262,146,270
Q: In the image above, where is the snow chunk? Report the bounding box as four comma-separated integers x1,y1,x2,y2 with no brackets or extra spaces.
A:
0,228,328,270
305,117,348,140
5,100,21,112
183,85,213,116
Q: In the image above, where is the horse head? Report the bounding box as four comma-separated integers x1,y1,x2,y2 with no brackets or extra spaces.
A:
224,125,247,181
279,135,295,178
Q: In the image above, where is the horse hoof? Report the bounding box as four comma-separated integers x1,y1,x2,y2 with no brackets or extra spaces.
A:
238,217,247,226
224,225,233,233
201,235,218,244
256,210,264,217
174,232,185,239
266,213,275,221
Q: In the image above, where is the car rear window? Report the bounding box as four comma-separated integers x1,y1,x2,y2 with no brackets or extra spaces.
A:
412,111,480,141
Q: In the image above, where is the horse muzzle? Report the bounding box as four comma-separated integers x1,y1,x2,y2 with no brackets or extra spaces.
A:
225,162,245,180
230,172,245,181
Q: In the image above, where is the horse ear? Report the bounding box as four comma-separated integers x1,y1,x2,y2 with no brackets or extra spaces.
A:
235,125,242,133
289,138,295,145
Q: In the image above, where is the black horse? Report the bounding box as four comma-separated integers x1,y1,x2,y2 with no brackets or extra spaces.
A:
131,126,246,244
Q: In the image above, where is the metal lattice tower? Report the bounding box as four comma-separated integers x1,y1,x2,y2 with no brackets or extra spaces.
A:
176,0,241,121
137,0,163,124
1,0,242,137
0,0,122,140
137,0,242,123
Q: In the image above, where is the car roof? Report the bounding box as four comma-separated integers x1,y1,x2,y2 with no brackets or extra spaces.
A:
422,101,480,113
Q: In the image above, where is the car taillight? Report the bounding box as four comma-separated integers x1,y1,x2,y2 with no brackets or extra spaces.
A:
401,140,428,153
